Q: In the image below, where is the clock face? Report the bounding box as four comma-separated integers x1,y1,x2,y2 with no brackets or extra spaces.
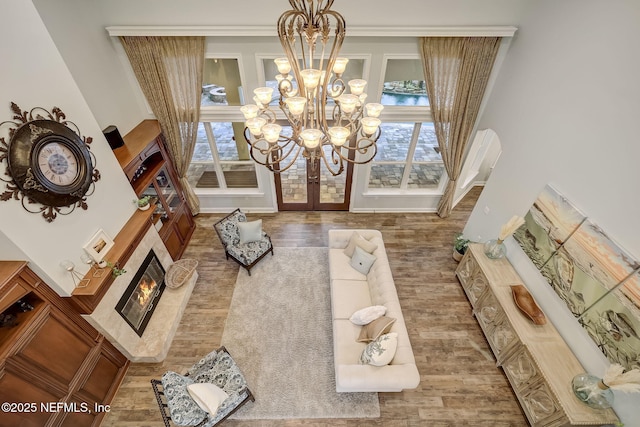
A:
36,141,81,187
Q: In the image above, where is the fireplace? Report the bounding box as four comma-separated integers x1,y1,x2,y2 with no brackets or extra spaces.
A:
115,250,166,337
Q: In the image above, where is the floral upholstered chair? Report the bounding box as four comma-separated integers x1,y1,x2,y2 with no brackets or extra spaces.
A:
213,209,273,275
151,346,254,426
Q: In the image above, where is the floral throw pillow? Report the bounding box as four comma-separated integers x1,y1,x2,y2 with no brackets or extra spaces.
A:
359,332,398,366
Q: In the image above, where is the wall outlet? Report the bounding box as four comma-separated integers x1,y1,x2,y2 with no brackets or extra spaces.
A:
483,205,490,215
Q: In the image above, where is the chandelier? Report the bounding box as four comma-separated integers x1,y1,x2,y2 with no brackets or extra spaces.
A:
241,0,383,176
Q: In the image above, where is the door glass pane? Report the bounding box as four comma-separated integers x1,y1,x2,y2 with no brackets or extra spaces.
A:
368,164,404,189
280,153,308,203
202,58,242,106
381,59,428,106
319,145,346,204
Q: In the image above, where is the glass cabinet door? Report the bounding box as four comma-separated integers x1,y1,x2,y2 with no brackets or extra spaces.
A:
156,167,180,212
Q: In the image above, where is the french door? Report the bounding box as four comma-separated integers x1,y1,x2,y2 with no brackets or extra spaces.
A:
274,156,353,211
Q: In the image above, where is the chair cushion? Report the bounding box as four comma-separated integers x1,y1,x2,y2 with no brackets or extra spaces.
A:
238,220,263,244
161,371,207,426
227,234,272,264
187,383,229,415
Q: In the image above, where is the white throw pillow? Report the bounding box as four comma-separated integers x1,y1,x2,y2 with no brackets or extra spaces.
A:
359,332,398,366
238,219,262,244
187,383,229,415
343,232,378,257
350,245,377,275
350,305,387,325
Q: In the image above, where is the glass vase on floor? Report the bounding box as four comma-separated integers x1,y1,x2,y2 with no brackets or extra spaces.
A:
484,239,506,259
572,373,614,409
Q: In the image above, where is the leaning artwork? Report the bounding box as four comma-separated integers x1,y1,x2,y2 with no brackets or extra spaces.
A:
514,184,640,370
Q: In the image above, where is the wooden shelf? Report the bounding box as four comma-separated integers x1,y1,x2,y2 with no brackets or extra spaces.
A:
67,207,154,315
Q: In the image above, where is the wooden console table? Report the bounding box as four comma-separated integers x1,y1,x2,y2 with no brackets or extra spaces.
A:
456,244,619,427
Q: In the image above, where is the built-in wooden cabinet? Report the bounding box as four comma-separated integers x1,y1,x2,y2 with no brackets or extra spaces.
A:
114,120,195,260
0,262,129,427
456,244,619,427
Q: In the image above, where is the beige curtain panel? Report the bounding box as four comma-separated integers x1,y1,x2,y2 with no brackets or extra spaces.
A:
120,36,205,216
420,37,501,218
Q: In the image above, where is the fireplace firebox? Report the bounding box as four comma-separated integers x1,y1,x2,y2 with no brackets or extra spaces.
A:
115,250,165,337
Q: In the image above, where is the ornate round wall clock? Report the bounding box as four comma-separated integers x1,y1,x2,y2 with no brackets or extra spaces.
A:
0,102,101,222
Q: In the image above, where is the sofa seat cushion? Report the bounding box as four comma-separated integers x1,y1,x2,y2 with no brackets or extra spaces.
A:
333,319,367,365
227,233,271,264
329,248,367,281
331,279,372,319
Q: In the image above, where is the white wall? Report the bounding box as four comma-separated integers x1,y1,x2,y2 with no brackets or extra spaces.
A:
31,0,145,135
464,0,640,422
0,0,138,296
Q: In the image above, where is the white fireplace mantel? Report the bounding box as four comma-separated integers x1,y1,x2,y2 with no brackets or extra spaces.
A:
83,227,197,363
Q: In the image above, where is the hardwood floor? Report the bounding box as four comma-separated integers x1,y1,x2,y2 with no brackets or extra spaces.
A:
102,186,528,427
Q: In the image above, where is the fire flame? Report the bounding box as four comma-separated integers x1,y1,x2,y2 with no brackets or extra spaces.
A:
137,277,156,306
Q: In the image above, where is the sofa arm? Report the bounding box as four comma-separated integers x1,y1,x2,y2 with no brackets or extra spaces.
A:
336,363,420,393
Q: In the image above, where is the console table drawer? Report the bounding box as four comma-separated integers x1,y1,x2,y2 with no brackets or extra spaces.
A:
457,254,489,307
502,345,541,392
475,292,519,361
520,380,564,427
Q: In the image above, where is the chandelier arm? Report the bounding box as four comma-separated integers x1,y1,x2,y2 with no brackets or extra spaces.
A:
267,141,305,173
319,146,345,176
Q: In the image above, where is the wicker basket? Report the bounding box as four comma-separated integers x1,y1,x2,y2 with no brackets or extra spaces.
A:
166,259,198,289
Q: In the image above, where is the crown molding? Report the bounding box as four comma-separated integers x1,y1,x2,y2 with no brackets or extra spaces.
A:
106,25,517,38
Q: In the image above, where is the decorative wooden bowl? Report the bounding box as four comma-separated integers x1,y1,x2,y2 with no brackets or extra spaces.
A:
510,284,546,325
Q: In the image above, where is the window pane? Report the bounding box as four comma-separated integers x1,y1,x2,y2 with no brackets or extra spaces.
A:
202,58,242,106
381,59,428,106
263,58,365,106
221,164,258,188
375,123,413,161
368,164,404,189
194,122,213,161
407,164,445,189
414,123,440,162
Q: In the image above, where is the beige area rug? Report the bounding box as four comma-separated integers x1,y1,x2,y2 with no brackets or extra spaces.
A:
221,247,380,419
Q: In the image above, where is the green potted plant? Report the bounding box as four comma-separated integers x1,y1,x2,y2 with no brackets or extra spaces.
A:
133,195,152,211
106,261,127,277
453,233,471,262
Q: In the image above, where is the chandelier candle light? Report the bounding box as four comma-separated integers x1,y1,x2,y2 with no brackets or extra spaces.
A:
241,0,383,175
484,215,525,259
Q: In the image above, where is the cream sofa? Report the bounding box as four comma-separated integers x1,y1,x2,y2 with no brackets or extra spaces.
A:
328,229,420,392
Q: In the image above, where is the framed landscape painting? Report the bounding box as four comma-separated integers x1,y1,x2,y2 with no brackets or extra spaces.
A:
579,270,640,370
547,219,638,317
514,184,586,271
